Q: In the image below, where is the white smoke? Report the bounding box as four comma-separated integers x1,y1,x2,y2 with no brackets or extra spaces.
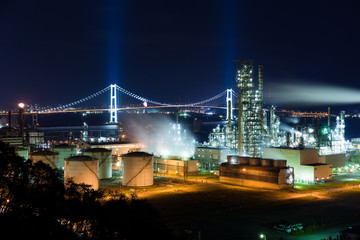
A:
126,116,195,158
267,82,360,105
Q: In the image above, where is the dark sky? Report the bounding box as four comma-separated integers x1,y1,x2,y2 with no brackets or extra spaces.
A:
1,0,360,109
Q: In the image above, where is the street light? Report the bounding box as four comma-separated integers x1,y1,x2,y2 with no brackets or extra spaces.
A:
18,102,25,143
18,102,25,109
259,233,266,240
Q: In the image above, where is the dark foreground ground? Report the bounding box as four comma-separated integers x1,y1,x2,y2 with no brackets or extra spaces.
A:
100,172,360,240
138,180,360,240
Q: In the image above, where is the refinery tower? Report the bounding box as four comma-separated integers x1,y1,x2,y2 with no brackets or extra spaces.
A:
235,60,264,158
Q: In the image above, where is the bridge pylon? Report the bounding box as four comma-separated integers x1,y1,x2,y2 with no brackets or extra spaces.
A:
226,89,233,120
110,84,118,123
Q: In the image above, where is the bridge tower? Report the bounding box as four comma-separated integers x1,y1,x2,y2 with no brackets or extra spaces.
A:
110,84,118,123
226,89,233,120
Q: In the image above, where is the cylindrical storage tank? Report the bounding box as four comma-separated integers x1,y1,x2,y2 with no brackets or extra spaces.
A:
227,155,239,164
249,158,261,166
239,157,249,165
122,152,153,187
29,150,60,169
273,160,287,168
64,155,99,190
52,144,77,170
83,148,112,179
261,159,273,167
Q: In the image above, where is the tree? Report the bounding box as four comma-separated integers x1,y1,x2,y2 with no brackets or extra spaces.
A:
0,143,175,239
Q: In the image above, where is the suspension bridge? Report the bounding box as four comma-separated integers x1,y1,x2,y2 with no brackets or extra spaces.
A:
7,84,238,123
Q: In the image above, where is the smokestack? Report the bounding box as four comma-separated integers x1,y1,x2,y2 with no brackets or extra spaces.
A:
328,107,331,128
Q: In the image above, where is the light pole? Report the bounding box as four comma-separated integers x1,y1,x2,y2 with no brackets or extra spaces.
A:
18,102,25,143
259,233,266,240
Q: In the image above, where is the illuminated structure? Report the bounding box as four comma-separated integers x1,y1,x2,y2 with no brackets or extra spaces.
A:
226,89,233,120
269,106,280,146
110,84,118,123
153,156,199,176
265,107,353,158
235,60,263,157
220,155,294,189
263,148,333,183
207,124,238,150
195,147,233,170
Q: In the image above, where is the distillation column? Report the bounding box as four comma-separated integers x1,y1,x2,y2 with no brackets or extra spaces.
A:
235,60,263,157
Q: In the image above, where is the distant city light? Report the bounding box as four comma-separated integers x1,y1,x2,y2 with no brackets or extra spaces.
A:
18,102,25,109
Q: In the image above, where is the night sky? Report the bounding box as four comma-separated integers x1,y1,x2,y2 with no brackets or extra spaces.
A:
1,0,360,109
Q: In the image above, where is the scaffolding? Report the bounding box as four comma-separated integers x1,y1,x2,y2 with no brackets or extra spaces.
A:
235,60,263,157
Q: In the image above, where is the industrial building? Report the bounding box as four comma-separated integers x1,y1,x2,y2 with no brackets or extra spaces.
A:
195,146,232,170
206,124,238,150
263,147,334,183
153,156,199,176
220,155,294,189
235,60,264,157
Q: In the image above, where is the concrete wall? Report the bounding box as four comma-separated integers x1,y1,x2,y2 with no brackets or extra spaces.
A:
220,176,291,190
264,148,332,183
313,164,333,181
154,157,199,175
299,149,320,164
323,154,346,168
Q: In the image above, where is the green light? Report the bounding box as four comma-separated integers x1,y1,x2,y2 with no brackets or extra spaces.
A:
321,127,329,135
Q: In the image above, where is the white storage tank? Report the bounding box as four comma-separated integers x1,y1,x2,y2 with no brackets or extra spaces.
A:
64,155,99,190
122,152,153,187
52,144,77,170
83,148,112,179
29,150,60,169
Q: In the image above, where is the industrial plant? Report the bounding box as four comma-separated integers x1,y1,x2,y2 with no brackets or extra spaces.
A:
0,60,359,191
